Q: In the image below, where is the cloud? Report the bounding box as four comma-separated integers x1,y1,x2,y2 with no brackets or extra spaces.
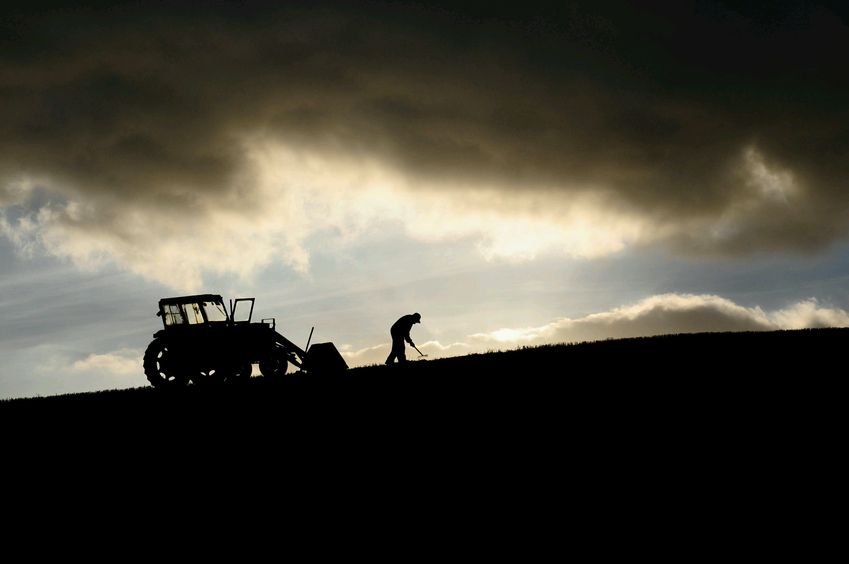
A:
2,3,849,288
469,294,849,348
768,299,849,329
343,294,849,366
0,142,652,290
71,349,142,377
0,346,143,398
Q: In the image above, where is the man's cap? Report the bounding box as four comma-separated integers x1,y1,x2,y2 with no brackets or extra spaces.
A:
413,312,421,322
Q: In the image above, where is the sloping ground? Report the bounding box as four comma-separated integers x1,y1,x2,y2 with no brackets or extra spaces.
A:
3,328,843,423
3,328,841,530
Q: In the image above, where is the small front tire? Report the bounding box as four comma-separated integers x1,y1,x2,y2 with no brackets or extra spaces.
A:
260,350,288,378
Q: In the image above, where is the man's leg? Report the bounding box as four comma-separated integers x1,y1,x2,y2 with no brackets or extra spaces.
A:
387,335,406,364
386,334,402,364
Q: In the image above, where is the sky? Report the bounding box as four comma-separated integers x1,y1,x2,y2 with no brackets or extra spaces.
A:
2,1,849,398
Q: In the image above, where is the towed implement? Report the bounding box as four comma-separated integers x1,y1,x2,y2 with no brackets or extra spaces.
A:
144,294,347,388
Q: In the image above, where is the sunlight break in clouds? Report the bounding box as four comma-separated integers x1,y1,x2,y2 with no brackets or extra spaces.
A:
0,139,821,292
3,2,849,290
0,140,651,291
341,294,849,366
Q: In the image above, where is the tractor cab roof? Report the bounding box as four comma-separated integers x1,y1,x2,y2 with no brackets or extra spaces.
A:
158,294,224,306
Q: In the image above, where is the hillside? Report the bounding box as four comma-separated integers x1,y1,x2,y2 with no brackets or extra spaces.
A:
3,328,843,426
3,328,841,513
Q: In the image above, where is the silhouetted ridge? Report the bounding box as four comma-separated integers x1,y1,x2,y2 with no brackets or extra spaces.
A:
3,328,843,493
3,328,843,415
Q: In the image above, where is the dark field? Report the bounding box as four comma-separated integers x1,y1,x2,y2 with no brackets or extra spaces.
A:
3,328,840,539
3,328,842,433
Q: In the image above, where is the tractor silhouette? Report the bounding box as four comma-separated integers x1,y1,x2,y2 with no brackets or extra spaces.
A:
144,294,347,388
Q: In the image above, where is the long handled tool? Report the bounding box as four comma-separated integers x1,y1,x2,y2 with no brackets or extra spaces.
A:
412,344,428,358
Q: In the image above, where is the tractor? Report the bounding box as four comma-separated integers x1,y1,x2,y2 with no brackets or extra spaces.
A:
143,294,347,388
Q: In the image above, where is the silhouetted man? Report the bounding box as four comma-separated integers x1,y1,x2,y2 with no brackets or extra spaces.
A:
385,313,421,365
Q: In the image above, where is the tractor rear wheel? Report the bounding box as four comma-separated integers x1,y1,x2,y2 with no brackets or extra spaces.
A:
260,350,288,378
144,338,188,389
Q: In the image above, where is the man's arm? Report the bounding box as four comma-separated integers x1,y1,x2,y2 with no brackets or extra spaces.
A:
404,315,416,345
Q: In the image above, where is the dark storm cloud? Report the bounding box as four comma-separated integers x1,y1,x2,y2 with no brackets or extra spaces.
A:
1,1,848,255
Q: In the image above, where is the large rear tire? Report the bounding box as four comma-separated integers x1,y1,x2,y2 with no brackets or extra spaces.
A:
144,338,189,389
260,349,288,378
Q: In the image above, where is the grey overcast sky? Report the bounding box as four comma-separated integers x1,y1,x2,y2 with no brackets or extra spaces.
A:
2,1,849,397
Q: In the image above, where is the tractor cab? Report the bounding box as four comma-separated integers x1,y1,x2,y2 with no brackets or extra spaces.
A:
157,294,259,327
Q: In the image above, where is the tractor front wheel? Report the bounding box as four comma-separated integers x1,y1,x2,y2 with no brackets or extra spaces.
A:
260,350,288,378
144,338,188,389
